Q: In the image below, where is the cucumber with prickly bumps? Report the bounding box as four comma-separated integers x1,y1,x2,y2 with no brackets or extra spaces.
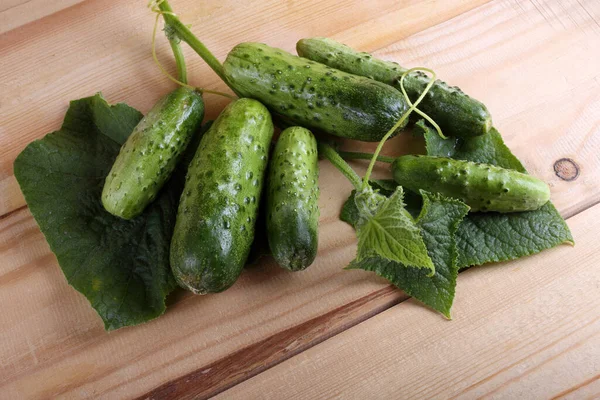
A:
267,127,319,271
102,87,204,219
170,98,274,294
223,42,409,142
296,37,492,138
392,155,550,212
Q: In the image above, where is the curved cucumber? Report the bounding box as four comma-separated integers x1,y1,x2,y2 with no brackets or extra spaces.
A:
297,37,492,138
267,127,319,271
170,98,274,294
223,42,409,142
392,155,550,212
102,87,204,219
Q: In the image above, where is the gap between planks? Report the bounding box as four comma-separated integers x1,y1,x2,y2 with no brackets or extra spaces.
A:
135,296,408,399
136,286,406,400
213,201,600,400
138,203,587,399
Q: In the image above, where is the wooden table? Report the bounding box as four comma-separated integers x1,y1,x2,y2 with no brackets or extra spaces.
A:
1,0,599,398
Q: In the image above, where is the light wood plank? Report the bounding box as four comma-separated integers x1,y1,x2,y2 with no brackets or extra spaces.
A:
0,0,490,218
1,0,598,398
216,202,600,400
373,0,600,218
0,0,86,35
0,163,402,399
0,2,496,397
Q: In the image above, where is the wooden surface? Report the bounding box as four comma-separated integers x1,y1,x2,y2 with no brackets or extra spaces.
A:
0,0,598,398
219,202,600,400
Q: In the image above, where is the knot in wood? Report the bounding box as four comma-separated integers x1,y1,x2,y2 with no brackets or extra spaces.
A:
553,158,579,181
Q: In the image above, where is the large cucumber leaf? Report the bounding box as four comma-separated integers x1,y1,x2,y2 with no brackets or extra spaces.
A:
14,93,182,330
339,122,572,315
419,120,573,268
349,192,469,317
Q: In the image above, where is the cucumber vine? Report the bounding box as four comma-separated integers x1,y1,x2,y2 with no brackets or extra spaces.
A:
148,0,236,99
318,68,441,273
150,0,441,272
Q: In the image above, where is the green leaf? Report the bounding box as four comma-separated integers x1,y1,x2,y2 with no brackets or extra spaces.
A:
369,179,399,194
456,205,573,267
420,119,526,169
341,180,420,227
418,120,573,269
340,180,394,229
349,191,469,317
355,187,434,273
340,190,361,227
13,93,181,330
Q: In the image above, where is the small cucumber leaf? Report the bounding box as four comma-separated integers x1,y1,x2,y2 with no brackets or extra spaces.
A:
354,187,434,273
341,180,399,227
349,191,469,317
418,120,574,269
369,179,399,194
341,180,420,227
340,191,361,227
420,119,526,169
13,93,184,331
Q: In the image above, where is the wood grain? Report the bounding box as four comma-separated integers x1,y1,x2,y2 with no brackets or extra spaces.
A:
138,286,406,400
0,0,598,398
216,201,600,400
0,0,86,35
375,0,600,218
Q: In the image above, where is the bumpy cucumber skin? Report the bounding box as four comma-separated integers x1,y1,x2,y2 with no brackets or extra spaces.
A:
392,155,550,212
267,127,319,271
102,87,204,219
170,98,274,294
223,42,409,142
297,37,492,138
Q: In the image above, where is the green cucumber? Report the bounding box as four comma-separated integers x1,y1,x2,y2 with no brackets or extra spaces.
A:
297,37,492,138
223,42,409,142
392,155,550,212
267,127,319,271
102,87,204,219
170,98,274,294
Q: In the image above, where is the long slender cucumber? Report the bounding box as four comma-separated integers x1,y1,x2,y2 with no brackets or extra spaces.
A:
297,37,492,138
223,42,409,142
267,127,319,271
392,155,550,212
170,98,274,294
102,87,204,219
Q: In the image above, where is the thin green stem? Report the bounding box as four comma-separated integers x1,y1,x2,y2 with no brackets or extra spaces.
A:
157,1,229,85
318,143,362,190
200,89,237,99
158,1,187,83
413,108,444,139
168,41,187,83
149,0,236,98
399,73,445,139
361,67,437,190
339,151,395,164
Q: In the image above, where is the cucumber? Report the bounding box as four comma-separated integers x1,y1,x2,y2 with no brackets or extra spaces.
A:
392,155,550,212
102,87,204,219
170,98,274,294
223,42,409,142
267,127,319,271
297,37,492,138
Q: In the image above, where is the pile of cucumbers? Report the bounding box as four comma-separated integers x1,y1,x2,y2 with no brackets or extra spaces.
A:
100,24,550,294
